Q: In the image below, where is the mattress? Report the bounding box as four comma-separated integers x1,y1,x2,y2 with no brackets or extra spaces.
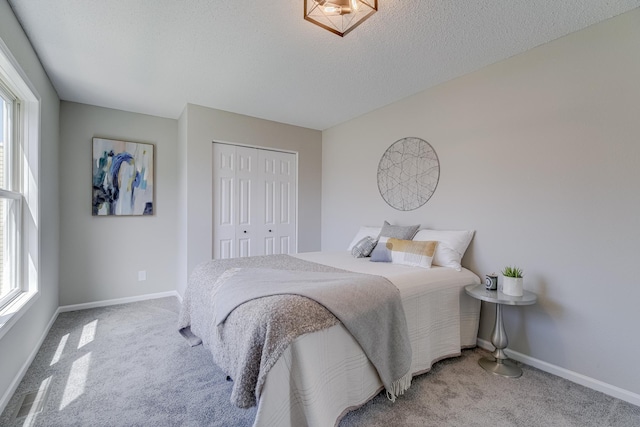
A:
251,251,481,427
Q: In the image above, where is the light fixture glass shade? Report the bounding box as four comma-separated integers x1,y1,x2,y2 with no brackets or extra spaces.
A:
304,0,378,37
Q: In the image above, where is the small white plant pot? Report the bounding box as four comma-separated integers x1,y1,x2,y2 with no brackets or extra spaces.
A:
502,276,524,296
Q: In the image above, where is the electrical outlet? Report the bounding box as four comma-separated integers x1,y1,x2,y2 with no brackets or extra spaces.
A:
138,270,146,281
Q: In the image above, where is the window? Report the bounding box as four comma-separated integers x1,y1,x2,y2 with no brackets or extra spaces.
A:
0,37,40,338
0,81,22,309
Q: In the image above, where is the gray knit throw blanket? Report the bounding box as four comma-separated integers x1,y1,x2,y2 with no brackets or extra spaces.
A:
178,255,412,408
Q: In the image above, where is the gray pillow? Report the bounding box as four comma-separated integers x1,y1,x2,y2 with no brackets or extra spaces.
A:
351,236,378,258
370,221,420,262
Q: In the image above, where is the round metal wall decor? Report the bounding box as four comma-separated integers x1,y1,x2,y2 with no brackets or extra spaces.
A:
377,137,440,211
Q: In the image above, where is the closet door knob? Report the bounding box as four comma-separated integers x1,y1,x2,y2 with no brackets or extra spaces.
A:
243,230,247,233
268,229,272,233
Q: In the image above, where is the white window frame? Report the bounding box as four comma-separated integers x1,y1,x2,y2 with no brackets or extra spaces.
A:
0,37,41,340
0,82,22,309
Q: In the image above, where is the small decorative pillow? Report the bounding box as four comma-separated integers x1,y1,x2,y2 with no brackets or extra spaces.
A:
351,236,378,258
370,221,420,262
386,238,438,268
347,226,382,251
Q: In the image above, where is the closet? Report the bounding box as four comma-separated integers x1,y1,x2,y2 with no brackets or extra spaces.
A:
212,142,297,259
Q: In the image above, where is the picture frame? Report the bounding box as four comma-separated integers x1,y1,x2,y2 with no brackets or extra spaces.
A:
92,137,154,216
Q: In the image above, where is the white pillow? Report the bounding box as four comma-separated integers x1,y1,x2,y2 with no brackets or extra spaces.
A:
412,229,475,271
347,226,382,251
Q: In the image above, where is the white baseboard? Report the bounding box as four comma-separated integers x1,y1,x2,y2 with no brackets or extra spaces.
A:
477,338,640,407
174,291,183,304
0,306,61,415
58,290,180,313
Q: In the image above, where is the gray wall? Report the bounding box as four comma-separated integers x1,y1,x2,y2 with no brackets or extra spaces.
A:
0,0,60,407
177,104,323,294
321,10,640,396
59,102,179,305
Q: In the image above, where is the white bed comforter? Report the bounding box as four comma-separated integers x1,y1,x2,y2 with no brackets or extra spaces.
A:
251,251,481,427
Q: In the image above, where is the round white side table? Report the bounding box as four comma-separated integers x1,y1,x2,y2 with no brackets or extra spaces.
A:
465,284,537,378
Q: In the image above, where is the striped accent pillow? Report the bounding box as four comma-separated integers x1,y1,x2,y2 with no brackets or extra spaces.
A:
386,238,438,268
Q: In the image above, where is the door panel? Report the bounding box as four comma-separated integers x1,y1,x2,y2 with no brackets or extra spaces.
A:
264,236,275,256
238,178,252,226
275,152,297,254
213,144,237,259
219,239,233,259
234,146,259,257
219,178,233,226
238,237,251,258
280,236,290,254
280,182,290,224
264,180,275,225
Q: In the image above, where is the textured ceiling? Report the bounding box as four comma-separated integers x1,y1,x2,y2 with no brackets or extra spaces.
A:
8,1,640,130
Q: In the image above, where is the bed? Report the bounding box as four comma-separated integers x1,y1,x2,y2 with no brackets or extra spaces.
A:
179,248,481,427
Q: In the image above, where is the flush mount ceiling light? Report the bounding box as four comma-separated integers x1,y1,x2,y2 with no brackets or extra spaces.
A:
304,0,378,37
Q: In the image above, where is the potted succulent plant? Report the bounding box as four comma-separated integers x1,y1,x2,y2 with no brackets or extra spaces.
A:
501,266,524,296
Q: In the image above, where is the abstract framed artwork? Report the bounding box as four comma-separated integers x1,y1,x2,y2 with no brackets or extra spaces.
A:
92,137,154,216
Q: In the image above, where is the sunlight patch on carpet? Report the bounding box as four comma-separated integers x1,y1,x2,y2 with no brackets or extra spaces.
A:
50,333,69,366
78,320,98,349
59,352,91,410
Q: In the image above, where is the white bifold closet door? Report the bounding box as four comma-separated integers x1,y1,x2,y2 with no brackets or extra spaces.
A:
213,142,297,259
